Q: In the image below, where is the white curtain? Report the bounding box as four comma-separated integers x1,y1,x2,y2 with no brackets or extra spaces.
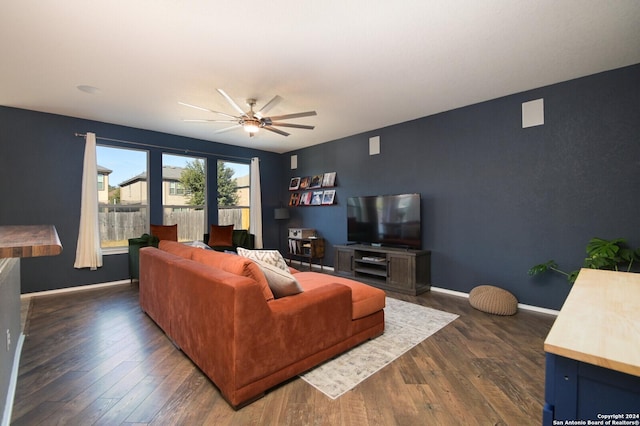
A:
250,157,263,248
74,132,103,270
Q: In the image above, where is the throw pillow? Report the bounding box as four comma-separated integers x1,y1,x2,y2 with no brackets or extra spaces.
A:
190,241,212,250
208,224,234,246
237,248,288,271
254,259,303,298
150,224,178,241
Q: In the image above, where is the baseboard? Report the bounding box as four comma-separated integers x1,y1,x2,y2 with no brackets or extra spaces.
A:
430,286,559,316
298,262,560,316
19,276,559,316
1,332,25,426
20,279,131,299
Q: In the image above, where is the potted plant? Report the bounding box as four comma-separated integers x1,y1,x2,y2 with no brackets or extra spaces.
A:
529,237,640,284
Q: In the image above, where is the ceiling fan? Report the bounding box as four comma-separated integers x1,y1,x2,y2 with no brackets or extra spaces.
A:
179,89,317,137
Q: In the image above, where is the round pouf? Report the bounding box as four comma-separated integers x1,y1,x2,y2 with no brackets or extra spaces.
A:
468,285,518,316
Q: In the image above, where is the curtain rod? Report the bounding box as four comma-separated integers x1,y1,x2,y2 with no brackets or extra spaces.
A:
74,132,253,162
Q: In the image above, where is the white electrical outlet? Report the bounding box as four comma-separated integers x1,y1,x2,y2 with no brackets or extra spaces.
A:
6,329,10,351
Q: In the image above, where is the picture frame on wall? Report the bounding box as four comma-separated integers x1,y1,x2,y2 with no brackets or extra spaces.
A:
322,172,336,187
299,176,311,190
289,177,301,190
289,192,300,206
299,192,312,205
322,190,336,205
311,191,323,205
309,174,324,189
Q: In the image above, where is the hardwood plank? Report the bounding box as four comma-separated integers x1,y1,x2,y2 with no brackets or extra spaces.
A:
12,282,555,425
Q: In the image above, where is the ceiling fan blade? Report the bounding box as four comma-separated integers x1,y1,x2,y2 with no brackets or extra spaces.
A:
256,95,282,118
183,119,239,123
212,124,242,134
178,102,237,119
267,111,317,121
269,122,315,130
263,126,290,137
216,89,247,117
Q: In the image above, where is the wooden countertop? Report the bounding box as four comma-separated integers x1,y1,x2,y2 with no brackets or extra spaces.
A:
544,268,640,377
0,225,63,258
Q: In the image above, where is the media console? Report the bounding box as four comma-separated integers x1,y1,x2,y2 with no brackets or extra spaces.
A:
334,244,431,295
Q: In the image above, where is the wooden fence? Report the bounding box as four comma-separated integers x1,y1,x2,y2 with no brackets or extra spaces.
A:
99,205,245,245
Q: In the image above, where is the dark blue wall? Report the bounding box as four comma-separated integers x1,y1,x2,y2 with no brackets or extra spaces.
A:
0,107,285,293
283,64,640,310
2,64,638,308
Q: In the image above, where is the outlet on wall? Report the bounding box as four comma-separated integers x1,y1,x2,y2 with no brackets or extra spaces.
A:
6,329,10,351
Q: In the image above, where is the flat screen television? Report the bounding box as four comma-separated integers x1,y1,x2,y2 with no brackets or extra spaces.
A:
347,193,421,249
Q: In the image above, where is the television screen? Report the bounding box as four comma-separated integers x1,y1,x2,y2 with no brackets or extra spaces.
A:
347,193,421,249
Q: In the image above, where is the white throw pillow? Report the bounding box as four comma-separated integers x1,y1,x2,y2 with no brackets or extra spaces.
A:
237,247,288,271
190,241,212,250
254,259,303,298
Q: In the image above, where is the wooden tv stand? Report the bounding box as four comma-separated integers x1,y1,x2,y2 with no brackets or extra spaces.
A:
334,244,431,295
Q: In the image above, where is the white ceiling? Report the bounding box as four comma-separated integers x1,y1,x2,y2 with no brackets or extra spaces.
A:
1,1,639,154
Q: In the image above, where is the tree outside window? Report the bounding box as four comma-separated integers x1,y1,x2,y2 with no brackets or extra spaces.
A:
163,154,206,242
218,160,249,230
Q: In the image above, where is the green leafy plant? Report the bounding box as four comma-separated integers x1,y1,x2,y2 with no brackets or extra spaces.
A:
528,237,640,284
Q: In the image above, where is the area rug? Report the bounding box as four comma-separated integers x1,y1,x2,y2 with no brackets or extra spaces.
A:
299,297,459,399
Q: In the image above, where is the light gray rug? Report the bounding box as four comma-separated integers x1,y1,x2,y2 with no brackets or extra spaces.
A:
300,297,459,399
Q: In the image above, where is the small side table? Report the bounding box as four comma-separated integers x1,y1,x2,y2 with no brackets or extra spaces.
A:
287,237,325,271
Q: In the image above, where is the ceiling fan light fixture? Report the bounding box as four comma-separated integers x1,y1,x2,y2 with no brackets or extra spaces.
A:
243,118,261,133
181,90,316,138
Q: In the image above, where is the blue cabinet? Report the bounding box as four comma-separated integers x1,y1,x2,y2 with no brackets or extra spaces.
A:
543,353,640,424
542,269,640,425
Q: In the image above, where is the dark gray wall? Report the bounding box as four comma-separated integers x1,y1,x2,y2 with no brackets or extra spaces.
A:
282,64,640,310
0,107,285,293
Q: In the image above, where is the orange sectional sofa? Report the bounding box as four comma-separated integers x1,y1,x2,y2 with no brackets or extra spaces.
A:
139,240,385,408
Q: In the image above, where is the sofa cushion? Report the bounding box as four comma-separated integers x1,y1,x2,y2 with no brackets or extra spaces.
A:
208,224,234,247
254,259,303,298
150,224,178,241
191,248,274,302
159,240,196,259
237,248,288,271
294,273,386,320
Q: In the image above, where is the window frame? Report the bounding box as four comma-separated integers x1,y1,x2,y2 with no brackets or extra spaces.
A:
162,153,208,243
217,160,251,230
96,144,150,254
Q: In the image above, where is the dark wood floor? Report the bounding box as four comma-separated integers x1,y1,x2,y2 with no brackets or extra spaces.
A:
12,282,555,425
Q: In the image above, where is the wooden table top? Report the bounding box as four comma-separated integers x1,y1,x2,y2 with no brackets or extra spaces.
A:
0,225,63,258
544,268,640,377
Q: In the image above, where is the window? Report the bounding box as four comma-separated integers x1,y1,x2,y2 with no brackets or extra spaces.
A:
169,181,185,195
218,160,250,230
162,154,207,242
96,146,148,249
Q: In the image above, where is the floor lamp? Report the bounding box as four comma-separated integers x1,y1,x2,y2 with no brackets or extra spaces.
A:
274,207,290,252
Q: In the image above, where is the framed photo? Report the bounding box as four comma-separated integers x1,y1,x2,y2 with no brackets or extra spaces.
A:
299,192,312,205
322,172,336,187
322,190,336,205
289,192,300,206
309,174,324,189
299,176,311,190
311,191,324,205
289,177,301,190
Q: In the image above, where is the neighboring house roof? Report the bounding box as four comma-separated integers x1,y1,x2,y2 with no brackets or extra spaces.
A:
119,166,184,187
98,165,112,175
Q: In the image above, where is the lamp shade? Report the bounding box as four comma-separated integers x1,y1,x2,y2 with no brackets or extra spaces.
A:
274,208,290,220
